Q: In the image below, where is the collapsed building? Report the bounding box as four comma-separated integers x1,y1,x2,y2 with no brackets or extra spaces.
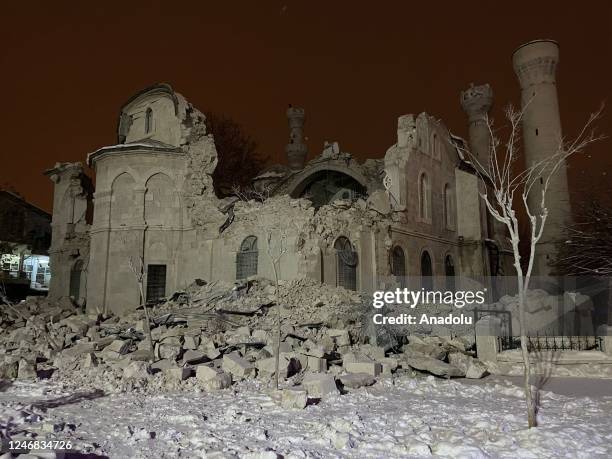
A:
44,82,513,316
46,40,572,315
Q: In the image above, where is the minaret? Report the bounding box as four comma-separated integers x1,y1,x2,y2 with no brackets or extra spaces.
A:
285,105,307,170
460,83,493,166
512,39,569,275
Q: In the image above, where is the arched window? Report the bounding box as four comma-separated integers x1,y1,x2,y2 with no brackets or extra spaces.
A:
432,133,438,158
236,236,258,280
391,246,406,288
70,259,83,300
419,173,430,221
445,255,455,291
145,107,153,134
421,251,433,291
335,236,357,290
444,183,454,229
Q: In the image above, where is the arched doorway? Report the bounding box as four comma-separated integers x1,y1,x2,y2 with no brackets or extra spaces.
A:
335,236,358,290
391,246,406,288
421,251,433,291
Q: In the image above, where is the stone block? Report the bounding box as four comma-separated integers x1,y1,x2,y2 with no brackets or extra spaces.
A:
81,352,98,368
150,359,175,372
403,342,446,360
62,342,96,357
17,359,36,380
129,349,153,362
327,329,351,346
360,344,385,360
206,348,221,360
157,343,181,361
203,372,232,390
0,359,19,379
403,355,465,378
183,350,208,365
165,367,192,381
475,316,501,362
307,356,327,373
222,352,256,379
183,334,201,350
123,361,149,379
105,339,130,355
281,388,308,409
302,373,339,398
339,372,376,389
344,361,382,377
341,351,372,365
252,329,269,343
196,365,221,382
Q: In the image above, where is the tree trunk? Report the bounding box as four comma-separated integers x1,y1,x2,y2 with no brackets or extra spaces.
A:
271,261,281,391
513,241,537,428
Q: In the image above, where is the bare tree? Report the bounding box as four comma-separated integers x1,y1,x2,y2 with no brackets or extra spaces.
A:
231,186,290,389
205,112,268,197
127,256,154,362
464,103,602,428
266,229,288,391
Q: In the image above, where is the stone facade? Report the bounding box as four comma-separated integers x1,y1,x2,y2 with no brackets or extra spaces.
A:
46,39,569,315
45,83,496,314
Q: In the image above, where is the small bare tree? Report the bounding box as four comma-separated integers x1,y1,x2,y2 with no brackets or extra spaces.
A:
465,103,602,428
231,185,292,389
266,229,288,390
127,256,154,362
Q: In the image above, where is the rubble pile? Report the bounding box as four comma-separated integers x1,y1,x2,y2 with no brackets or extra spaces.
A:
0,279,489,404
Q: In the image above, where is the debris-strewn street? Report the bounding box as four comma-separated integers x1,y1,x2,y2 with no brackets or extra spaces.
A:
3,375,612,458
1,279,612,457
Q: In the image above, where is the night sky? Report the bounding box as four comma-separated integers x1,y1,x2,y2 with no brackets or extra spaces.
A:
1,1,610,212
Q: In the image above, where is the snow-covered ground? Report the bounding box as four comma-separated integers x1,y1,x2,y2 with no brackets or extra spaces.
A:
2,375,612,458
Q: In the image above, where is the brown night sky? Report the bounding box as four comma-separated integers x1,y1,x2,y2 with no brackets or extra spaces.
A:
1,1,610,212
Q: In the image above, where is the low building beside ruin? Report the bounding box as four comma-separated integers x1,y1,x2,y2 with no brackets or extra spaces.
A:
46,83,513,315
0,190,52,296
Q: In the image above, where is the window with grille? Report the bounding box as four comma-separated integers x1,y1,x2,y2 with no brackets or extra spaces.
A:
421,251,433,291
236,236,258,280
335,236,357,291
391,246,406,288
70,260,83,299
146,264,166,302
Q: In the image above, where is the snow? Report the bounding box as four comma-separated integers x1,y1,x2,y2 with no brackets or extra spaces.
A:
2,375,612,458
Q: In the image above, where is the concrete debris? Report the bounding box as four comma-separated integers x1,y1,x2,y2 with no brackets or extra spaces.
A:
17,359,37,380
448,352,489,379
302,373,339,398
222,352,256,379
344,361,382,377
0,279,488,404
403,355,465,378
338,372,376,389
281,388,308,409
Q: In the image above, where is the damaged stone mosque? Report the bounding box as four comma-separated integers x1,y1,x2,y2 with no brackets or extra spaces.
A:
45,40,569,316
